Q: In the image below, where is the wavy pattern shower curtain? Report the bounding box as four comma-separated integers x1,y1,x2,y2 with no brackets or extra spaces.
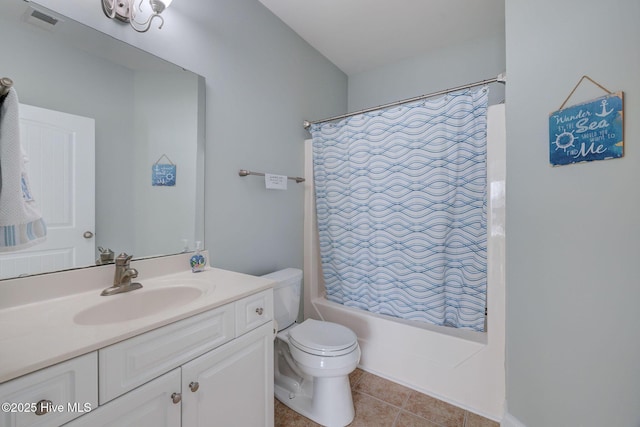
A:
310,88,488,332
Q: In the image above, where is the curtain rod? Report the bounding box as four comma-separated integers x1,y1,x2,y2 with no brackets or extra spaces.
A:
303,72,506,130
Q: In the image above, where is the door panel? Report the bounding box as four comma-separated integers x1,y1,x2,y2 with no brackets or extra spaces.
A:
0,104,95,278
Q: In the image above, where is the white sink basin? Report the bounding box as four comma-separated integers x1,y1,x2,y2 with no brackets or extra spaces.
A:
74,285,206,325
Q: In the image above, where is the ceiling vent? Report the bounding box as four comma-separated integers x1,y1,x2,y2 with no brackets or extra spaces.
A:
23,6,62,31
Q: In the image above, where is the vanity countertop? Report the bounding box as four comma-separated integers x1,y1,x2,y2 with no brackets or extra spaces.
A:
0,262,275,384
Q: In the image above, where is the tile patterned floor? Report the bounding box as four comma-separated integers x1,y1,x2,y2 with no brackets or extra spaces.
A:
274,368,499,427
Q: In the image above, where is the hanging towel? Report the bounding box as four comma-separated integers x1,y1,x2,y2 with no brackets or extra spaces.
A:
0,88,46,251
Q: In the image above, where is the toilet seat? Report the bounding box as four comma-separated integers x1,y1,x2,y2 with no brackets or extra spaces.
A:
288,319,358,357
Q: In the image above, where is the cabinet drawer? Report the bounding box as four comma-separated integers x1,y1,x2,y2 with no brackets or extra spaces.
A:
235,289,273,336
99,304,234,404
0,352,97,427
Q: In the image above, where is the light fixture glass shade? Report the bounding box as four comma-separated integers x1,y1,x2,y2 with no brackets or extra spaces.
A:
102,0,172,32
149,0,171,14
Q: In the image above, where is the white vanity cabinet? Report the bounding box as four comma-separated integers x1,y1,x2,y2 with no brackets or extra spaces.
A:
63,289,274,427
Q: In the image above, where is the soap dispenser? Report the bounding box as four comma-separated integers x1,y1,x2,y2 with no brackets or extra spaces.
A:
190,241,207,273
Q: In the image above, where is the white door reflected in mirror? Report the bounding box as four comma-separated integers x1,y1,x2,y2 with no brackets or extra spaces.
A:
0,105,95,279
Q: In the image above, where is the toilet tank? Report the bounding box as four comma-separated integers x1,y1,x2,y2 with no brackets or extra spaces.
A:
262,268,302,331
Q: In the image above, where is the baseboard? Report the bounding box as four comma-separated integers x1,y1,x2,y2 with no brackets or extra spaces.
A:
501,411,527,427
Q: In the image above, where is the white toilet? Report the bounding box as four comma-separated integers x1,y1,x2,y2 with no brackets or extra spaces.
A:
263,268,361,427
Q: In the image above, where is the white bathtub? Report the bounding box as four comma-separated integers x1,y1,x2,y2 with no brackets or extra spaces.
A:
302,104,506,421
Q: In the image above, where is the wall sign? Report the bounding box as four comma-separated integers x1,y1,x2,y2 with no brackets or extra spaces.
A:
549,76,624,166
152,154,176,186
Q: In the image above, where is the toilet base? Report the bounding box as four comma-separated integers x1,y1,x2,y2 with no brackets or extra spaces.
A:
275,375,355,427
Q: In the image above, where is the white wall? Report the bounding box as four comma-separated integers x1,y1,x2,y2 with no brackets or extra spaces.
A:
505,0,640,426
27,0,348,275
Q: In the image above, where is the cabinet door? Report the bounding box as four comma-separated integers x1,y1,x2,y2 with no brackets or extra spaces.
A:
182,322,274,427
64,369,181,427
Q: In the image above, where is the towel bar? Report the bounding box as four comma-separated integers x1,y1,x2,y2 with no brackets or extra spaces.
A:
238,169,305,183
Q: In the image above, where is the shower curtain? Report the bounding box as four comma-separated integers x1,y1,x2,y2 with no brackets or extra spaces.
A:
310,87,488,332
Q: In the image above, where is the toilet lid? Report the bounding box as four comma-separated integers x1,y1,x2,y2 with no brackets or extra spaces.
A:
288,319,358,356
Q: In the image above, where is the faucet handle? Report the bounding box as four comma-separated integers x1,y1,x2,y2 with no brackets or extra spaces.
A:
115,253,133,265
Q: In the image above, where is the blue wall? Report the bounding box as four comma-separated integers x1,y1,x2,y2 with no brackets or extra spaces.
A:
505,0,640,425
348,33,505,111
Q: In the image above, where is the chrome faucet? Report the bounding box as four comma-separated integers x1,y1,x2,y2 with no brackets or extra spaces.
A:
100,253,143,296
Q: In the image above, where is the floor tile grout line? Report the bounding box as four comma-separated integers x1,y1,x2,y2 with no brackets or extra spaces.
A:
352,391,402,427
353,389,404,411
400,388,414,410
353,370,494,427
352,371,459,427
353,389,452,427
390,408,401,427
354,370,414,408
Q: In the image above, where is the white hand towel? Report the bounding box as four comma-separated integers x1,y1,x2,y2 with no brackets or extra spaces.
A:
0,88,46,251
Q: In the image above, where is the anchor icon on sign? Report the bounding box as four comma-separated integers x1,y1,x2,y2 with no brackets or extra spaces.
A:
595,99,613,117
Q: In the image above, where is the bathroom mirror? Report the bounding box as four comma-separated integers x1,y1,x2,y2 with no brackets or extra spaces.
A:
0,2,205,280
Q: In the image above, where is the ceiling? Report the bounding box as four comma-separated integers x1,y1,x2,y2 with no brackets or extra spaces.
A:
258,0,505,76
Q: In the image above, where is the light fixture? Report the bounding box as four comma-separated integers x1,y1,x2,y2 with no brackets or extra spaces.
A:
102,0,173,33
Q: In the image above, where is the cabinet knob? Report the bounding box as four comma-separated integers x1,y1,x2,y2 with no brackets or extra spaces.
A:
189,381,200,392
35,400,53,416
255,307,264,315
171,392,182,404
